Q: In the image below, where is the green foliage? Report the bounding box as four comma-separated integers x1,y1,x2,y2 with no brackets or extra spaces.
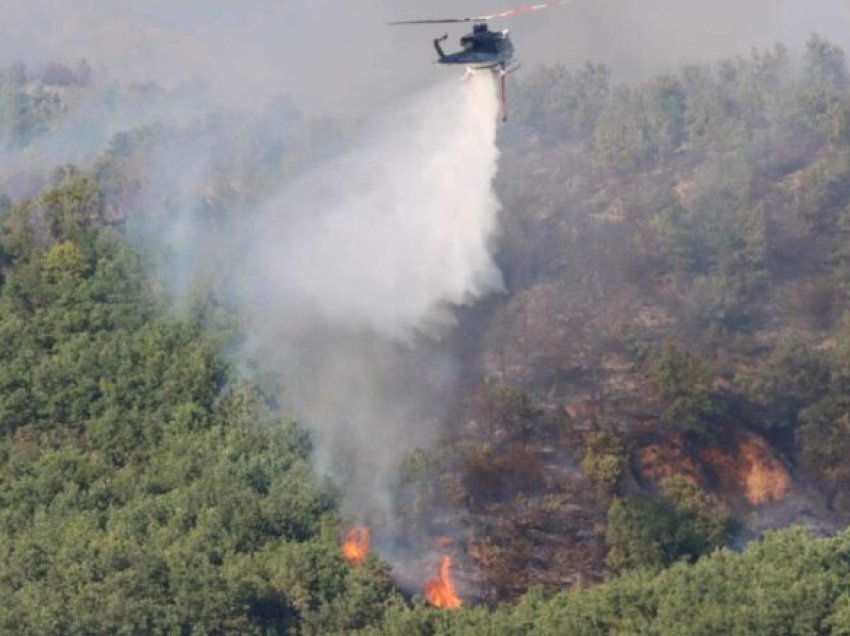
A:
740,325,850,509
604,478,729,574
580,431,627,499
0,179,399,633
649,344,720,436
742,340,831,429
798,397,850,506
642,75,687,161
593,87,656,173
798,34,850,143
513,62,610,143
797,151,850,233
658,476,732,553
477,381,541,440
8,38,850,632
363,527,850,635
683,273,752,336
605,496,681,572
591,74,691,172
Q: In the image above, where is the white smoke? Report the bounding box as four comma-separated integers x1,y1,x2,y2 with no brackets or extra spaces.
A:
221,72,503,526
235,73,502,338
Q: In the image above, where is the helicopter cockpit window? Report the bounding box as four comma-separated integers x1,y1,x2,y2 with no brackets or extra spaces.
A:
461,36,474,50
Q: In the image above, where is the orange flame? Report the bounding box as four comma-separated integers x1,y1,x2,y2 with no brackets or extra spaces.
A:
701,433,790,505
342,527,370,566
638,440,703,487
740,438,790,505
425,555,461,609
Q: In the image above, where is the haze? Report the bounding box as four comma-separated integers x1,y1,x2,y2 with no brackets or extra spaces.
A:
2,0,848,116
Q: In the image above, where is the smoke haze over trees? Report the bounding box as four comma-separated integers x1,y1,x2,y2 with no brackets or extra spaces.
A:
4,1,850,633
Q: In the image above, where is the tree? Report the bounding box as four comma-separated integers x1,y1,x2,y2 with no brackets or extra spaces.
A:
798,35,850,141
742,341,830,429
0,178,401,633
798,397,850,509
604,478,730,575
581,431,627,500
650,344,720,436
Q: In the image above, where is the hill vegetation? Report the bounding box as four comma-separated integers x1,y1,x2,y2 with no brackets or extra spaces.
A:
0,170,396,633
2,34,850,633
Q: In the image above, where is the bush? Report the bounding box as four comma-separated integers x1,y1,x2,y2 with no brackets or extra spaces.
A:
650,344,721,436
581,431,627,500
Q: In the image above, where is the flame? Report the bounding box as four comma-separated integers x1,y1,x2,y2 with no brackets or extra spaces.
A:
425,555,461,609
701,433,790,505
638,439,703,487
342,527,370,566
740,438,790,504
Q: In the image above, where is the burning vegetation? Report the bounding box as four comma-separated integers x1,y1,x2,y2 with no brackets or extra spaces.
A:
425,555,462,609
639,432,791,506
702,434,790,505
639,438,704,487
342,527,370,566
739,438,791,505
342,529,463,609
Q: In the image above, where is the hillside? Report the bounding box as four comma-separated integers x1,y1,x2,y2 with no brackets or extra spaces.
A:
2,34,850,633
391,34,850,602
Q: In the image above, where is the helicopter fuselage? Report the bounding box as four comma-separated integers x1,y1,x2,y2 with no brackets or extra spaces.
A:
433,23,514,70
390,4,567,123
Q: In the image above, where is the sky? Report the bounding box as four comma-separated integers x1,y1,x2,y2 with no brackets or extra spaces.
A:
2,0,849,116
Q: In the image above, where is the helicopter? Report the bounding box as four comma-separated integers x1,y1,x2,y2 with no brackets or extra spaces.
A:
389,2,571,122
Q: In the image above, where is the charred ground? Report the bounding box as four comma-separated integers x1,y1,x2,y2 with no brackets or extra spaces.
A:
397,33,850,604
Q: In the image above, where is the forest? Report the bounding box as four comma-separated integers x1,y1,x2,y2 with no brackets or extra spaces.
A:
3,33,850,634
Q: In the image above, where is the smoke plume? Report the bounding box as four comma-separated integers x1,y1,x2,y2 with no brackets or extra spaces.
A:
225,73,503,529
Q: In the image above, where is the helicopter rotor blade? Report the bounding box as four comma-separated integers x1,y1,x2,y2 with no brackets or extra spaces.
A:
388,18,474,25
476,1,572,21
388,0,572,25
